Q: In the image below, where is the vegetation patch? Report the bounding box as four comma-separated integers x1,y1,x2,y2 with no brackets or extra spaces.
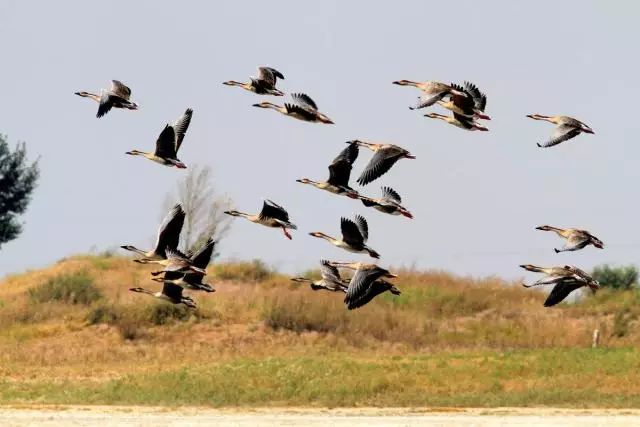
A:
28,270,101,305
0,349,639,407
213,260,273,282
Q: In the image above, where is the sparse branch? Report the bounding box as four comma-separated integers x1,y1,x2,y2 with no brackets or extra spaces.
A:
163,164,232,254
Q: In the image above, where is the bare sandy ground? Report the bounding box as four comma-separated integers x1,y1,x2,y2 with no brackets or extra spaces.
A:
1,406,640,426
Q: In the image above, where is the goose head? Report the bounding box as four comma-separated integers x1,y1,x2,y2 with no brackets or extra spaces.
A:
252,101,280,109
526,114,551,120
125,149,145,156
392,80,417,87
296,178,316,185
309,232,332,240
423,112,448,120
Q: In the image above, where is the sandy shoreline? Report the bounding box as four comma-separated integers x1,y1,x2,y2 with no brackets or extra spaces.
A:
2,406,640,426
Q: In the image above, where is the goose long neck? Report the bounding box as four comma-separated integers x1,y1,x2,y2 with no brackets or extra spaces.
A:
351,140,375,150
125,150,150,157
396,80,419,87
314,232,335,242
529,114,553,122
330,262,358,270
520,264,544,273
265,102,283,111
225,80,246,87
131,287,154,296
121,245,146,256
298,178,321,187
547,226,565,235
76,91,100,102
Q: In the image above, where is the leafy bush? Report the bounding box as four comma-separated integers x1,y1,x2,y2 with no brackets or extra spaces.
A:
592,265,638,290
86,301,194,340
262,294,348,333
144,303,191,325
28,271,101,305
86,304,143,340
117,317,145,340
86,304,119,325
213,260,273,282
612,308,634,338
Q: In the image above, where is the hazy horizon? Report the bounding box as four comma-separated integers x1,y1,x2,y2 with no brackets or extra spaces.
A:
1,1,639,279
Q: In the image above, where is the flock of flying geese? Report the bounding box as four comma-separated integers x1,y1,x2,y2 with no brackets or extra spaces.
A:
75,67,600,309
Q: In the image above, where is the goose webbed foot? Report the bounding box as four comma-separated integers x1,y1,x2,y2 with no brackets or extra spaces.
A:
282,227,292,240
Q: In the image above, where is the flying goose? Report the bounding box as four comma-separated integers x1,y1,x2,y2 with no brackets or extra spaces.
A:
526,114,594,148
349,140,415,186
223,67,285,96
520,264,599,288
392,80,467,110
536,225,604,253
520,264,600,307
537,276,598,307
327,262,400,310
520,264,580,278
423,112,489,131
75,80,139,118
137,248,207,276
296,141,360,199
346,278,401,310
129,282,196,308
224,199,297,240
437,82,491,120
126,108,193,168
253,93,334,124
358,186,413,219
120,204,185,261
290,260,349,292
152,238,216,292
309,215,380,258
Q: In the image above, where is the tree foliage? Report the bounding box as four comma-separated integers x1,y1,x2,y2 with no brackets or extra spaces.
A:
591,264,638,290
0,135,39,249
164,164,232,254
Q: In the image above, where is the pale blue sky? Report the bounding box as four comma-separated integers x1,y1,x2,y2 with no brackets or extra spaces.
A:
1,1,639,279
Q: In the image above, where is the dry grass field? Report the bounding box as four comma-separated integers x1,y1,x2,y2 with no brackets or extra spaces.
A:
0,254,639,407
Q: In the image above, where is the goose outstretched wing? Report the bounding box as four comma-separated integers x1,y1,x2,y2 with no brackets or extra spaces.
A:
110,80,132,100
341,217,365,247
259,199,291,222
153,204,186,258
258,67,285,87
173,108,193,152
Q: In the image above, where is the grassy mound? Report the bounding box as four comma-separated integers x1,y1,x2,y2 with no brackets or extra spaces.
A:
0,254,638,407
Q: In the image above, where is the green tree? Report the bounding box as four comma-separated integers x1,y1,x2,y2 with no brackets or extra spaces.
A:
591,264,638,290
0,135,39,249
